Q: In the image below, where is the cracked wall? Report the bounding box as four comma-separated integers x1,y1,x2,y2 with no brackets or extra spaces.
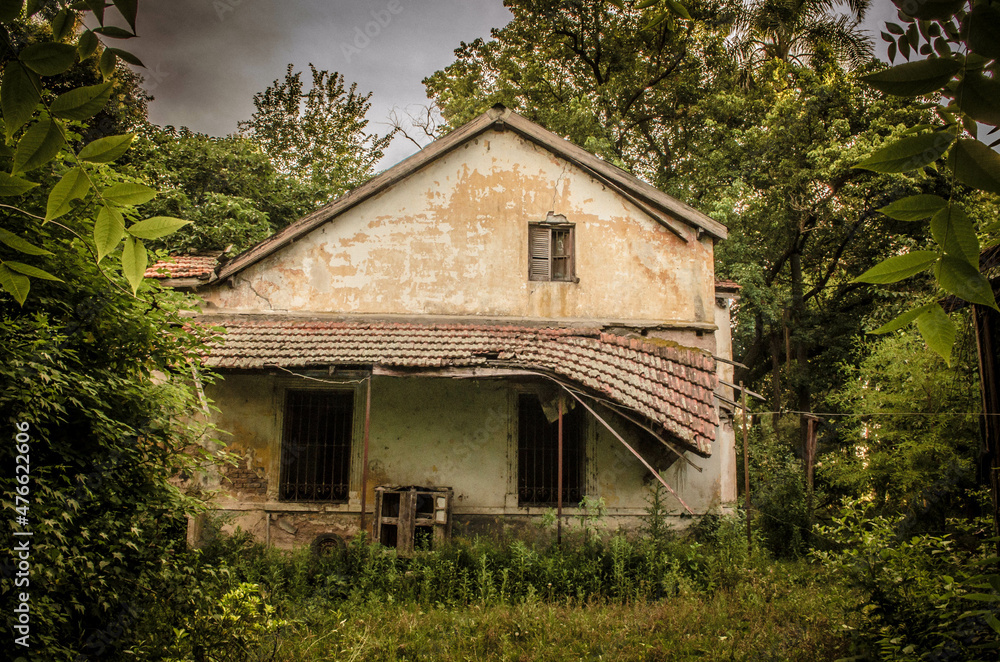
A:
199,129,715,326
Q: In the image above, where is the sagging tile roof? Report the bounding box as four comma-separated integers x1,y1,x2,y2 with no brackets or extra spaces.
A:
145,255,219,280
202,319,718,455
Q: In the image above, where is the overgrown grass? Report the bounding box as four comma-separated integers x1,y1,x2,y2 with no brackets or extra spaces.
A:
122,515,861,661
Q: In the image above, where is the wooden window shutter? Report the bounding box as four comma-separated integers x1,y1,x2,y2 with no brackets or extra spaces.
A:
529,225,551,281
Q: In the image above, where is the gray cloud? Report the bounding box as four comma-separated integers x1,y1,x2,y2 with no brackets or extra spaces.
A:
122,0,512,166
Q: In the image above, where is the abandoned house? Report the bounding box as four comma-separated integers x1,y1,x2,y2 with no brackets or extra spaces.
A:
151,105,739,552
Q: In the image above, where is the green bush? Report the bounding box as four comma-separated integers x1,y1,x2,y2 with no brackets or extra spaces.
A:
814,493,1000,661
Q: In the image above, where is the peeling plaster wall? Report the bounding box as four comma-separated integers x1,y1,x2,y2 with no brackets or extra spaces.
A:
201,374,729,548
200,130,715,325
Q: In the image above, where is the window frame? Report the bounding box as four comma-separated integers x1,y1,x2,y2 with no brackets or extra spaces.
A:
528,221,577,282
516,392,586,507
278,388,356,503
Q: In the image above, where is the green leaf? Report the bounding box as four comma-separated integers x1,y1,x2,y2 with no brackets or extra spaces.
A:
82,0,105,24
879,194,948,221
862,58,961,96
5,260,61,281
635,0,660,8
0,264,29,305
107,47,143,67
936,256,998,310
112,0,137,31
853,251,938,283
94,204,124,261
665,0,690,19
915,304,955,365
2,62,41,139
930,205,979,267
871,303,937,334
19,42,78,76
0,0,23,22
93,25,135,39
121,235,146,294
45,167,90,221
967,4,1000,60
955,72,1000,127
78,132,134,163
99,48,115,79
0,228,51,256
905,0,965,20
101,182,155,207
855,131,955,173
127,216,191,240
12,118,65,174
51,9,75,41
50,81,113,120
0,172,38,196
78,30,98,59
949,139,1000,195
642,10,669,30
963,593,1000,602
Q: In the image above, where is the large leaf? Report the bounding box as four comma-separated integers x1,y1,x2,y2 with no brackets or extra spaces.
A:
853,251,938,284
121,235,147,294
955,72,1000,127
107,48,143,67
665,0,690,19
949,139,1000,195
0,227,51,256
855,132,955,173
101,182,155,206
99,48,115,79
82,0,105,24
862,58,961,96
112,0,137,31
127,216,191,240
0,0,23,22
94,205,125,261
915,303,956,365
878,194,947,221
936,256,998,310
872,303,937,334
77,30,98,59
93,26,135,39
51,9,75,41
78,133,134,163
50,81,113,120
930,205,979,267
0,264,29,305
899,0,965,20
1,62,40,139
0,172,38,196
12,118,65,174
19,42,78,76
45,167,91,221
967,3,1000,59
5,260,61,281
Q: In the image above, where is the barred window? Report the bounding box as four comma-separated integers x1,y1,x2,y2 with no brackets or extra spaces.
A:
279,390,354,502
529,221,575,282
517,394,584,506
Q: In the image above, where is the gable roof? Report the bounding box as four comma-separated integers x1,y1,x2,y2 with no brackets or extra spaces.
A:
214,105,727,284
199,316,719,455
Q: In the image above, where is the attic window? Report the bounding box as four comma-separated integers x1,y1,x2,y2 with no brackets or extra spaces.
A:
529,214,576,282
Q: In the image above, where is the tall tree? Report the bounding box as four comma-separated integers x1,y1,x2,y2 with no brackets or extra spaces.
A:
729,0,874,83
424,0,740,189
238,64,394,202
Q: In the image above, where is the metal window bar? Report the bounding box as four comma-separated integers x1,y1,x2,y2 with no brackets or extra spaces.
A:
518,394,583,505
279,390,354,502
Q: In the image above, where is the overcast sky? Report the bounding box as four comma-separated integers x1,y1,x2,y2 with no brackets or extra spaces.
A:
121,0,899,169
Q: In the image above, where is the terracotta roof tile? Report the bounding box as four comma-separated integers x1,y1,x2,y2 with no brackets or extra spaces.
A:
199,320,718,454
145,255,218,279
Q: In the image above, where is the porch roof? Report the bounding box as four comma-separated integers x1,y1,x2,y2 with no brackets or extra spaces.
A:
199,318,719,455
